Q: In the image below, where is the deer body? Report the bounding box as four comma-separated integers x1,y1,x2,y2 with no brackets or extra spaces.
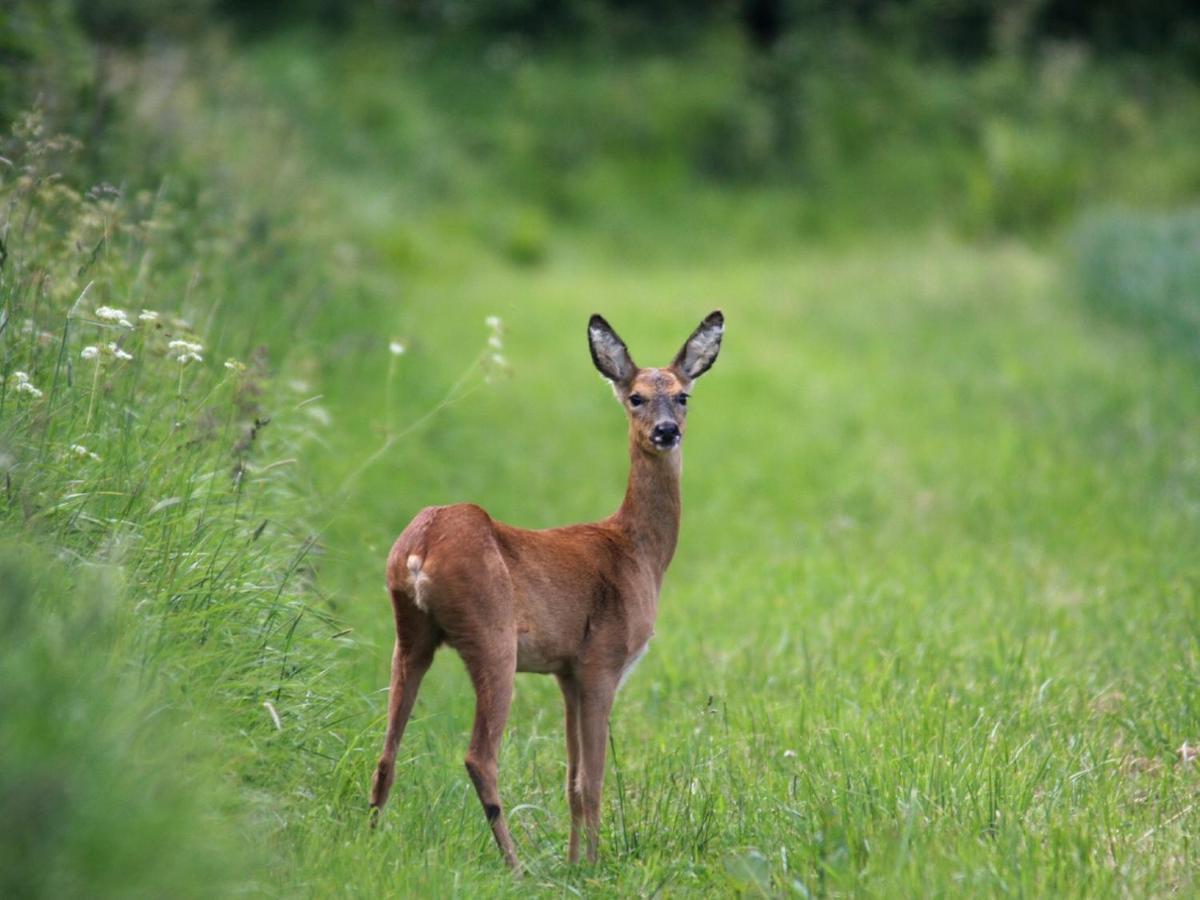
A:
369,312,723,870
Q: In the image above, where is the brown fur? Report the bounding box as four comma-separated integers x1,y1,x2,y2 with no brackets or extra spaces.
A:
368,311,723,870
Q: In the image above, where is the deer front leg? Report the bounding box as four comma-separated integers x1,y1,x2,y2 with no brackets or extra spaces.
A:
556,673,585,863
578,678,617,864
462,645,520,871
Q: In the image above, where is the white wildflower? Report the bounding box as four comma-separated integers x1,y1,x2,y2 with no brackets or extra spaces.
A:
107,342,133,361
224,358,245,372
485,317,505,357
81,345,100,360
168,339,204,363
70,444,101,462
96,306,133,328
138,309,159,322
783,749,797,759
388,340,407,356
11,371,43,397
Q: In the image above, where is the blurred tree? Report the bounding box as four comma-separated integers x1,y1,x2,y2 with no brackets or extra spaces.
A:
1039,0,1200,67
204,0,1200,67
741,0,785,47
75,0,215,44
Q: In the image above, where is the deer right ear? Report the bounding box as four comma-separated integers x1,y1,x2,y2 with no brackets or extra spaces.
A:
588,314,637,385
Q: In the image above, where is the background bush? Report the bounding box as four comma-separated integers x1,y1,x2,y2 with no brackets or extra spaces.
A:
1074,207,1200,356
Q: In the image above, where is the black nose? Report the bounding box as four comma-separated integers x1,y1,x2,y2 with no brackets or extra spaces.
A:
651,423,680,445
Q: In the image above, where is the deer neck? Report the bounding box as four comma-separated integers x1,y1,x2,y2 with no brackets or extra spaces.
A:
613,435,682,577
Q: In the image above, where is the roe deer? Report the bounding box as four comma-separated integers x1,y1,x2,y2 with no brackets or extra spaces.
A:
368,311,724,870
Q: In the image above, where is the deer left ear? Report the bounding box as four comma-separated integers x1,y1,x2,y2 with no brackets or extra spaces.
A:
672,310,724,380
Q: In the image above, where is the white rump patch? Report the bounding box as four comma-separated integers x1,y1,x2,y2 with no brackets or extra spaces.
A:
407,554,431,611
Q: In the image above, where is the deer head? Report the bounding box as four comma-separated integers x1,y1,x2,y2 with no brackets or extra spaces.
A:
588,310,724,454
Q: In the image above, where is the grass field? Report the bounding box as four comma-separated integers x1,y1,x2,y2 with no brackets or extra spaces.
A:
3,27,1200,898
294,240,1200,896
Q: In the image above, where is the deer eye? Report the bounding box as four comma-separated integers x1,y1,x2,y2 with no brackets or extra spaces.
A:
676,393,689,406
628,394,645,407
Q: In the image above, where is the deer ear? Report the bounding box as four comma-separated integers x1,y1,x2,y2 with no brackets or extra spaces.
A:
588,314,637,385
672,310,724,380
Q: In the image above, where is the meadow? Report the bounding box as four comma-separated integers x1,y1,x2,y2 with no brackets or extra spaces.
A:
3,16,1200,898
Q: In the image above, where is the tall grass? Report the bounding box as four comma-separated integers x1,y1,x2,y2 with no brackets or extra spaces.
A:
0,538,259,897
0,108,357,894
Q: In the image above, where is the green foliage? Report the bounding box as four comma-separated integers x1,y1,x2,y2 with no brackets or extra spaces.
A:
0,2,93,128
3,8,1200,898
248,29,1200,251
1073,207,1200,356
220,0,1200,69
496,206,550,266
74,0,216,44
0,107,353,895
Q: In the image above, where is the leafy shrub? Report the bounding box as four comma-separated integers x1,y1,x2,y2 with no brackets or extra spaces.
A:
75,0,216,44
1073,207,1200,355
257,29,1200,247
498,206,550,265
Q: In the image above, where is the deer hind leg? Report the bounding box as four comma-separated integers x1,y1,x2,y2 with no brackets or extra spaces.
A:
556,673,585,863
462,642,520,871
370,598,438,822
578,679,617,864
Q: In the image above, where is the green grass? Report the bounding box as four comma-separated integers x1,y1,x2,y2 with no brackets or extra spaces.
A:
4,28,1200,899
286,240,1200,896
